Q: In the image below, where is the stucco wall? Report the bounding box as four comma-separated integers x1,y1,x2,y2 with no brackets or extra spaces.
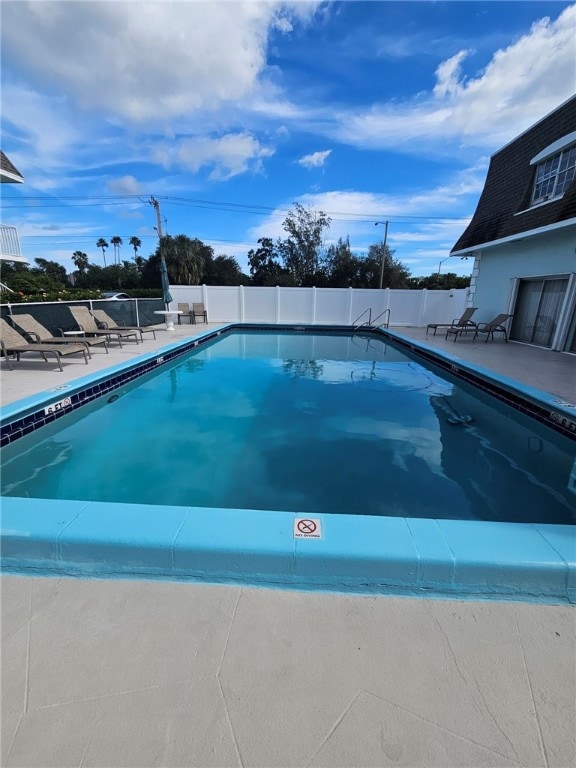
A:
470,226,576,322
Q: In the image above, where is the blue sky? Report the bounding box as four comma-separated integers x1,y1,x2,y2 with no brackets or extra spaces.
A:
1,1,575,278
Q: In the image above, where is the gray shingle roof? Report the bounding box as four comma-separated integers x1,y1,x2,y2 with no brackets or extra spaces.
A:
451,96,576,254
0,150,24,182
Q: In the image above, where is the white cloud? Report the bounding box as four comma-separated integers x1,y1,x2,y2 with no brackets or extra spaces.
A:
0,82,83,187
153,132,275,181
206,238,255,265
297,149,332,169
433,50,471,99
106,175,144,195
391,219,473,245
309,4,576,151
6,2,569,189
15,214,100,239
1,1,321,124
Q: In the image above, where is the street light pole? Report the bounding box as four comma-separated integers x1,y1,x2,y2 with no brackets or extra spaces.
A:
374,221,389,290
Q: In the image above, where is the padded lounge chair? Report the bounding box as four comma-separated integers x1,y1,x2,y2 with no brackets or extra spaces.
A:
11,314,109,355
191,303,208,324
92,309,156,341
426,307,477,336
473,313,513,343
177,303,192,324
0,318,88,371
68,306,140,346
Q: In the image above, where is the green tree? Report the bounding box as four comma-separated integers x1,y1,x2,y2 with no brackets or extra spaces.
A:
168,235,209,284
115,261,141,289
74,262,142,291
203,254,249,285
34,258,69,286
0,262,65,294
96,238,109,267
72,251,89,274
74,264,106,290
142,235,210,286
110,236,123,265
129,236,142,261
279,203,331,285
324,237,361,287
247,237,292,286
355,253,380,287
410,272,471,290
365,243,411,288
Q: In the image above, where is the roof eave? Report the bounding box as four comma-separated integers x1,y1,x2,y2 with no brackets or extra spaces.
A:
0,255,29,264
450,217,576,257
0,170,24,183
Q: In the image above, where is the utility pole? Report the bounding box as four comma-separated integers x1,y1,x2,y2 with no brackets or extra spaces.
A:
149,196,173,309
149,196,163,238
375,220,389,290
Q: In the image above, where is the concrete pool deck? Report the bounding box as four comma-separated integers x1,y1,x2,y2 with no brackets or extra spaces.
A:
1,322,575,767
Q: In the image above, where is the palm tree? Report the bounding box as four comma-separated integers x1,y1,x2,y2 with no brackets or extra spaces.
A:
129,236,142,261
96,238,108,267
165,235,206,285
72,251,89,274
110,236,123,265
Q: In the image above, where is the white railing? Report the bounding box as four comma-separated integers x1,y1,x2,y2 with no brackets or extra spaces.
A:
0,225,27,263
169,285,469,327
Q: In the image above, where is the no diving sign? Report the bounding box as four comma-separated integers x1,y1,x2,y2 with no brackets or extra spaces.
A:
294,518,322,539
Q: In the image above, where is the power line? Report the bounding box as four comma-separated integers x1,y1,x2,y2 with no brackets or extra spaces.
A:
18,234,159,239
1,193,470,222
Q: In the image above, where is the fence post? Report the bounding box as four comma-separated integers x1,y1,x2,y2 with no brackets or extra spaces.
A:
348,288,353,324
239,285,244,322
134,298,140,327
202,285,208,321
276,286,280,323
418,289,428,327
312,287,317,324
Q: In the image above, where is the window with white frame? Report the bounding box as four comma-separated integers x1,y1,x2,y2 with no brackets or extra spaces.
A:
532,144,576,205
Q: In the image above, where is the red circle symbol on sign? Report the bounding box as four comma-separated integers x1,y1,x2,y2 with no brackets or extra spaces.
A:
297,519,317,534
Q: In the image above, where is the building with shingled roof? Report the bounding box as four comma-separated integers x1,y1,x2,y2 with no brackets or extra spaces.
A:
0,150,27,267
451,96,576,353
0,150,24,184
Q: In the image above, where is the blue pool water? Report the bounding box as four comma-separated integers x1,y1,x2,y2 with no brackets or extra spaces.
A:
2,330,575,525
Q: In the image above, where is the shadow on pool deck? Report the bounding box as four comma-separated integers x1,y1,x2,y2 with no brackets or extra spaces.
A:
1,322,575,767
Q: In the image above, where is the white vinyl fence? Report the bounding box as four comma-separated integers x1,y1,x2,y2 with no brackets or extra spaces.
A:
170,285,469,327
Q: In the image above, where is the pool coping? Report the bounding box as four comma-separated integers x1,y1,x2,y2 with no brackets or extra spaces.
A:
1,323,575,604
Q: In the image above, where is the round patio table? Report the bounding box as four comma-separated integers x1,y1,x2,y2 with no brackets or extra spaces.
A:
154,310,183,331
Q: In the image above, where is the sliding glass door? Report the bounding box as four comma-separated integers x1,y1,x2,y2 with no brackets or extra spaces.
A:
510,278,568,347
563,304,576,353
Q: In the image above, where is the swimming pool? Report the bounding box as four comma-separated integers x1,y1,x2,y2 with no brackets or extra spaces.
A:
2,329,575,525
1,325,575,602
